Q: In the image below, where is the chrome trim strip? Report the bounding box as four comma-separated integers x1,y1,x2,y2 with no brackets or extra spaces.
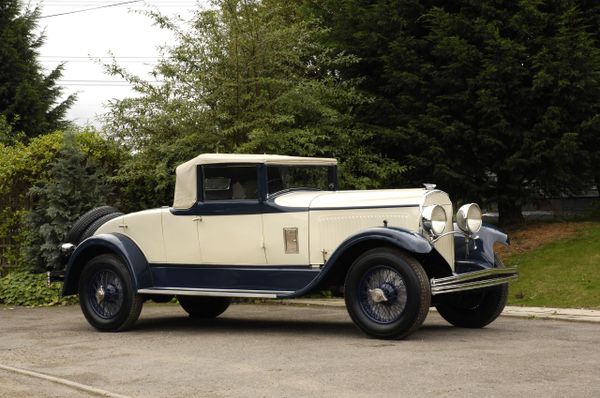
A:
430,267,518,295
138,287,294,298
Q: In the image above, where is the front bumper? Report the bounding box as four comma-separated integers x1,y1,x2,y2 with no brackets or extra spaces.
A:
430,266,518,295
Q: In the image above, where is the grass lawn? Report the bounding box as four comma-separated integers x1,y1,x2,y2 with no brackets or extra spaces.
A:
502,222,600,309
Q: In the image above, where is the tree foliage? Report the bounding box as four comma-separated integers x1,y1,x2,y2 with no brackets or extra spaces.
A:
0,0,75,140
0,130,126,271
25,133,114,272
305,0,600,225
103,0,404,209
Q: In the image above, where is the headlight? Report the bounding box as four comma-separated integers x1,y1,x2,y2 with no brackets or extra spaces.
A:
422,205,447,235
456,203,482,234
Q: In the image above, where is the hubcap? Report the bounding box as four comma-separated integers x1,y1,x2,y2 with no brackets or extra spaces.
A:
95,286,105,303
358,266,408,324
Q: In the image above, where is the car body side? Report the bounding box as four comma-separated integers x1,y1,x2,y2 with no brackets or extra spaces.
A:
62,187,508,298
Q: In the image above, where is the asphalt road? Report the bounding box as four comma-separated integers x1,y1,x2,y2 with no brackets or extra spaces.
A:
1,303,599,398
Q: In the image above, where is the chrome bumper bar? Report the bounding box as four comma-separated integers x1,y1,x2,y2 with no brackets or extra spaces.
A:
430,267,518,295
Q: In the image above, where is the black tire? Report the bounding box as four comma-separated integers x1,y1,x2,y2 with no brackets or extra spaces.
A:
344,248,431,340
177,296,231,319
435,256,508,328
66,206,117,244
79,212,123,243
78,254,143,332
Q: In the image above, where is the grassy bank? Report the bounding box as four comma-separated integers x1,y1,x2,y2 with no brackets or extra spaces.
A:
504,222,600,309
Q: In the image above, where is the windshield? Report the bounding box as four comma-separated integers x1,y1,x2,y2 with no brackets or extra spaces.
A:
267,165,335,197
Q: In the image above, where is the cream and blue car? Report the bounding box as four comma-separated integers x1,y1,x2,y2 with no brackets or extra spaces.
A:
53,154,518,339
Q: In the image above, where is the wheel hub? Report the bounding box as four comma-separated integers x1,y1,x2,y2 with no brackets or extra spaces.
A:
368,283,399,304
95,285,105,304
380,282,398,303
368,288,387,303
95,284,118,304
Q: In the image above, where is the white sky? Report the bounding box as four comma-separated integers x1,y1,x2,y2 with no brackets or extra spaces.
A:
33,0,207,127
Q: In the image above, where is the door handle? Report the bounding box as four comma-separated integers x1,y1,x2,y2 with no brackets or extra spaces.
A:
192,216,203,222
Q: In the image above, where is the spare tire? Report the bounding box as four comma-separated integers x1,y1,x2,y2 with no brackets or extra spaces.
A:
66,206,118,244
79,212,124,243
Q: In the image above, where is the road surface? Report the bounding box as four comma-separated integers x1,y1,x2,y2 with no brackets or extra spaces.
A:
1,303,598,397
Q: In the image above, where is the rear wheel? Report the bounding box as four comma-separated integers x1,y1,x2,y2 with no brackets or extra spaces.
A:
177,296,231,319
435,256,508,328
344,248,430,339
79,254,143,332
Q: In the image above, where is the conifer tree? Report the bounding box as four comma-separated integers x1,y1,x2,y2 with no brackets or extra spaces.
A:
306,0,600,225
0,1,75,140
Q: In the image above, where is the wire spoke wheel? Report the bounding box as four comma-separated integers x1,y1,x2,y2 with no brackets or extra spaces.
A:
79,254,143,332
358,265,408,324
345,248,430,339
88,269,124,319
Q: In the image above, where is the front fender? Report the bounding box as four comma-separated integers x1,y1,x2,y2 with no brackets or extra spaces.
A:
62,233,152,296
454,223,509,272
331,227,434,256
283,227,448,297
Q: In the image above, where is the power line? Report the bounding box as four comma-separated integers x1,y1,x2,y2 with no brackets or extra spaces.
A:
40,56,160,58
39,0,143,19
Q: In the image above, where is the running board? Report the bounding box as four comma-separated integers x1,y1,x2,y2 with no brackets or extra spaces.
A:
138,287,294,299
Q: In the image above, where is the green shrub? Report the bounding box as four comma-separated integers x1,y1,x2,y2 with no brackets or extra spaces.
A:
0,271,77,306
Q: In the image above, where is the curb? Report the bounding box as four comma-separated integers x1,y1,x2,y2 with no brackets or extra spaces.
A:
268,299,600,324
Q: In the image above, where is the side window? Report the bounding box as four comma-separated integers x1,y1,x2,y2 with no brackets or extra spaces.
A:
202,165,259,201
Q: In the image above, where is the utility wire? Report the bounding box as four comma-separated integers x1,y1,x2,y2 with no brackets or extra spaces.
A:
39,0,143,19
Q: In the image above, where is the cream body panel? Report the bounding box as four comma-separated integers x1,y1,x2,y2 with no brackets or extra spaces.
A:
262,212,309,265
95,216,123,236
309,189,426,209
422,190,454,270
95,209,166,263
309,207,422,265
197,214,266,265
272,191,325,208
161,208,202,264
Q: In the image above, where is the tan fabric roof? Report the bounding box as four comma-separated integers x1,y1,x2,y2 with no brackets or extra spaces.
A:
173,153,338,209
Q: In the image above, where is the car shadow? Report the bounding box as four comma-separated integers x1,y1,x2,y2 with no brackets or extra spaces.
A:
130,313,492,341
133,315,362,337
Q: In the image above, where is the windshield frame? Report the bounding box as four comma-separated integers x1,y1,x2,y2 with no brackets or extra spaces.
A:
265,164,338,199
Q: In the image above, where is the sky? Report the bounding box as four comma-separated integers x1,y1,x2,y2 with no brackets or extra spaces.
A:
33,0,208,127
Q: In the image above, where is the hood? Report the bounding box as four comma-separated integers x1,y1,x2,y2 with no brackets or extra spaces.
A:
272,189,443,209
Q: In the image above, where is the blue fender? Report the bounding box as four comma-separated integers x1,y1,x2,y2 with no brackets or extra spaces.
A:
330,227,434,256
283,227,443,297
454,223,509,270
62,233,152,296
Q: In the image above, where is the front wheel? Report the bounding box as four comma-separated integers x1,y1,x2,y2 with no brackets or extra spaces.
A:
435,255,508,328
344,248,431,339
79,254,143,332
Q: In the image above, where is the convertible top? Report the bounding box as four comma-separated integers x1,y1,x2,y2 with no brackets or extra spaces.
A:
173,153,337,209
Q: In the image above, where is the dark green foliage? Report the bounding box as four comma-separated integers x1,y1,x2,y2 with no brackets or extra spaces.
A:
0,1,75,140
24,132,113,272
0,270,76,306
305,0,600,225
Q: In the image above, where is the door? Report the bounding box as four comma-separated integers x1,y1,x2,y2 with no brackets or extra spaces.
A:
196,164,267,265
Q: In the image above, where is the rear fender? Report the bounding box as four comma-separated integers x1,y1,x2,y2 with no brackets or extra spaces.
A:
62,233,152,296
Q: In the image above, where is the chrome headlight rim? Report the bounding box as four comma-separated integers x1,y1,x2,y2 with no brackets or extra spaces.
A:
456,203,482,234
422,205,447,236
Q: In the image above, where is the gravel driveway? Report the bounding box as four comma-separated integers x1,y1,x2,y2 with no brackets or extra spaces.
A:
1,303,599,397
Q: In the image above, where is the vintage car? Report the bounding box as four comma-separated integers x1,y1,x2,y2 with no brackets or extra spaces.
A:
51,153,518,339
